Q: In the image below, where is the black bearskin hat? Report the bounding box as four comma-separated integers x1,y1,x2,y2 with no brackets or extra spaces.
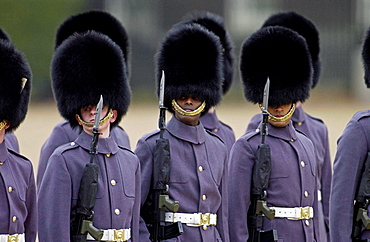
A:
0,28,10,41
362,27,370,88
156,23,223,114
262,11,320,88
0,29,32,132
179,11,234,94
55,10,129,65
52,31,130,128
240,26,312,107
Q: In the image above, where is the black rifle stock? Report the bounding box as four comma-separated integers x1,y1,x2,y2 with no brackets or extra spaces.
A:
145,71,183,241
71,96,104,242
352,152,370,241
248,79,277,242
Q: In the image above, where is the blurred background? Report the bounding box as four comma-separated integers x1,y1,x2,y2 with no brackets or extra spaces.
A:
1,0,370,166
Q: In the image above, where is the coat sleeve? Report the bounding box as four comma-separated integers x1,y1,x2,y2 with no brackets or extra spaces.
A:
216,147,230,242
38,152,72,242
134,138,153,242
321,125,332,232
24,166,37,242
228,138,255,242
131,158,141,242
330,119,368,242
37,124,71,188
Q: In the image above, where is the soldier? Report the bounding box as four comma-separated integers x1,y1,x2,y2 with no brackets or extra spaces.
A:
229,26,320,241
0,28,22,153
176,11,236,153
330,27,370,241
37,31,140,241
136,23,229,241
37,10,131,187
245,12,331,241
0,28,36,241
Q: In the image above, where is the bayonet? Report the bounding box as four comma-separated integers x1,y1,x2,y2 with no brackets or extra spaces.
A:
262,78,270,114
90,95,103,156
159,70,165,110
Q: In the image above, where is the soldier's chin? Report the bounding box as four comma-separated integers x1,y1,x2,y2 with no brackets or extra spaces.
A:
268,118,290,128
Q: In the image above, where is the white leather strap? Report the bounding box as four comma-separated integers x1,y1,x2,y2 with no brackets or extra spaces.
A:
318,190,322,202
165,212,217,226
87,228,131,241
270,206,314,220
0,233,25,242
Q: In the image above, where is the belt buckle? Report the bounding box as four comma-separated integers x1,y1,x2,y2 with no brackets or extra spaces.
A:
7,234,18,242
113,229,124,241
299,207,311,220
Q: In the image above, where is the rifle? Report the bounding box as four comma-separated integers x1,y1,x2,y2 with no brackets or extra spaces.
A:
71,95,104,242
352,152,370,241
248,78,278,242
143,71,183,241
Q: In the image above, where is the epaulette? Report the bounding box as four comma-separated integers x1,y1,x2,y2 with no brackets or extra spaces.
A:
205,129,225,144
117,145,135,154
142,129,161,141
8,148,30,161
305,113,324,124
295,128,309,138
353,110,370,122
56,141,80,155
244,129,260,141
219,120,234,131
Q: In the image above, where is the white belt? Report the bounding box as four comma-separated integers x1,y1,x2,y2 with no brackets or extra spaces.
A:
165,212,217,226
87,228,131,241
0,233,25,242
318,190,322,202
270,206,314,220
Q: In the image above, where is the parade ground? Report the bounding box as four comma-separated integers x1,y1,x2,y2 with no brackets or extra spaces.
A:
15,89,369,174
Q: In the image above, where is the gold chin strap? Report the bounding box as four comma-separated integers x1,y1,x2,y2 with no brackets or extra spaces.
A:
171,99,206,116
0,120,7,131
259,103,296,122
76,109,114,127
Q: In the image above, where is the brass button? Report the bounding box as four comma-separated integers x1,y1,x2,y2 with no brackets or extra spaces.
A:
304,191,309,197
301,161,305,167
305,220,310,226
255,128,260,133
203,225,207,230
111,180,116,186
290,139,295,142
297,122,302,126
213,128,218,132
70,142,75,146
202,195,207,201
8,186,13,193
0,162,3,165
115,209,120,215
12,216,17,222
198,166,203,172
106,154,111,157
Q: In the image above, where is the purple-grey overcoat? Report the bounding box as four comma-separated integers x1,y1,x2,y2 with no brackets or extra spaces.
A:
37,120,130,187
330,110,370,241
0,141,37,241
229,121,319,241
247,105,332,241
200,111,235,154
5,132,19,152
135,116,229,242
38,131,140,242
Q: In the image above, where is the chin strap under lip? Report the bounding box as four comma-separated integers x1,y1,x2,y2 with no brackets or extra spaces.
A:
0,120,7,131
76,109,114,127
171,99,206,116
259,103,296,122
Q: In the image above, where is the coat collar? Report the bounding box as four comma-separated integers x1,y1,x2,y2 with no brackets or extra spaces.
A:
291,105,306,124
75,131,119,155
167,116,206,144
0,141,8,163
200,111,219,130
265,121,298,142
